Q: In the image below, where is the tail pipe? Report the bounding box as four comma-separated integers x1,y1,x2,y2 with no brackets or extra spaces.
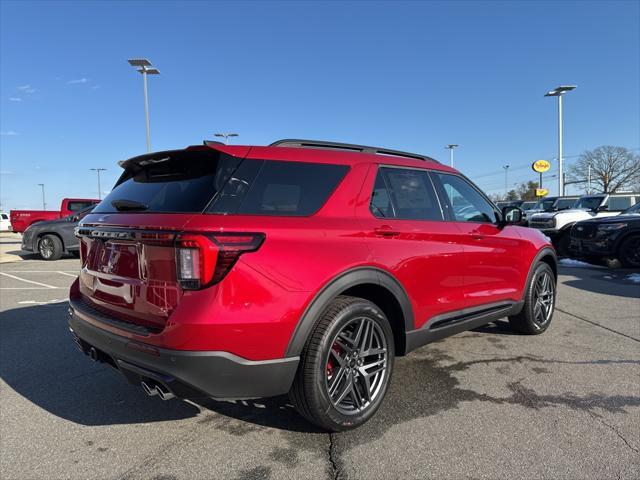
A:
141,380,175,401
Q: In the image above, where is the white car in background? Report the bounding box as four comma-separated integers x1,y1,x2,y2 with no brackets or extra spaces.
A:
529,193,639,254
0,212,11,231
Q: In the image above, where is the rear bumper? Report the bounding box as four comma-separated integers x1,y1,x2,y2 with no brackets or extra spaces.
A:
68,305,299,400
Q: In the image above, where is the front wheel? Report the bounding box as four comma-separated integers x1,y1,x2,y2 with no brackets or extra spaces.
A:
289,296,394,432
618,235,640,268
509,263,556,334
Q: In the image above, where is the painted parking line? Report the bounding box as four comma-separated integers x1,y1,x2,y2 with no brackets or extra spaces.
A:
0,270,77,273
55,271,78,277
0,272,59,289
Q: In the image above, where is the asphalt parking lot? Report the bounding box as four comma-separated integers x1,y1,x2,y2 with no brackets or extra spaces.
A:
1,234,639,480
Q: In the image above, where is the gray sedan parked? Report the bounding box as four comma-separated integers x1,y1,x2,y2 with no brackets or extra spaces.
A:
21,206,93,260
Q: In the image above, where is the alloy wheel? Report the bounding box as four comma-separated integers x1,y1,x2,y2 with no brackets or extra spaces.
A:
39,238,54,259
533,271,554,327
325,316,388,415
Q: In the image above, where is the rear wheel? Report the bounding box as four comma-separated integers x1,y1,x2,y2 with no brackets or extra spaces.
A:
618,235,640,268
38,234,63,261
509,263,556,334
289,296,394,432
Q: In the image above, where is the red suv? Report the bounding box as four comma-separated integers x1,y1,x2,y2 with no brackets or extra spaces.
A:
69,139,557,431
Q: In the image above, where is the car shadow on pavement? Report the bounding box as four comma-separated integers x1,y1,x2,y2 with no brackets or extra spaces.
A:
559,265,640,299
0,303,200,426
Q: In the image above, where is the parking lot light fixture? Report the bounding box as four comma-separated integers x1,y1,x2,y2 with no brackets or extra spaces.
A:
544,85,577,196
214,133,239,145
90,168,107,200
128,59,160,152
37,183,46,210
445,144,459,168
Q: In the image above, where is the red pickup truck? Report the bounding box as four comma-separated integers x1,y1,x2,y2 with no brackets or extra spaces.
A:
10,198,100,233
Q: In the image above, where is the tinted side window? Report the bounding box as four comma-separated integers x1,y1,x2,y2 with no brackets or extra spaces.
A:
435,173,497,223
370,171,394,218
209,160,349,216
371,167,443,221
606,196,634,211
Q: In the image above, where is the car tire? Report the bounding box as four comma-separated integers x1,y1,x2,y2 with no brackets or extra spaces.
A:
289,295,394,432
509,263,556,335
38,234,63,261
618,235,640,268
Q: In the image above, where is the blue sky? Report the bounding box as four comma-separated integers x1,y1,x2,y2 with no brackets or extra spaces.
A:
1,0,639,210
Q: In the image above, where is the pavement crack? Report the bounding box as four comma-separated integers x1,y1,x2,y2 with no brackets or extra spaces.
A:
556,307,640,343
587,411,639,454
327,433,343,480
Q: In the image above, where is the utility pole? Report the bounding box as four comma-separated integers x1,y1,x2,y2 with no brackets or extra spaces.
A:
587,163,591,194
445,144,459,168
128,59,160,152
545,85,577,196
37,183,46,210
503,165,510,198
90,168,107,200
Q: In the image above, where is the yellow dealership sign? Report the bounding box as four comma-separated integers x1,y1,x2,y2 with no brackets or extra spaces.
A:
536,188,549,197
532,159,551,173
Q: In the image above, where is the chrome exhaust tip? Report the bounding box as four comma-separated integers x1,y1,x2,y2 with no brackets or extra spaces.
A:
88,347,99,362
141,381,158,397
156,383,175,401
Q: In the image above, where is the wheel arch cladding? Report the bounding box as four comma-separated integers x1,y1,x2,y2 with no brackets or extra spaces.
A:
532,247,558,283
285,267,414,357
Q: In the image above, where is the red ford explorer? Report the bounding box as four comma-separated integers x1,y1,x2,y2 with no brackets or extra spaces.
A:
69,139,557,431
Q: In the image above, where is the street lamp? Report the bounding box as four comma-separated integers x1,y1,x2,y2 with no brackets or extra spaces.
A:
128,58,160,152
90,168,106,200
214,132,239,145
445,144,459,168
545,85,577,196
37,183,46,210
503,165,510,198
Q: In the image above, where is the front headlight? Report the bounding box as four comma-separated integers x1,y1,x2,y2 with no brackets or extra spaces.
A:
597,223,627,231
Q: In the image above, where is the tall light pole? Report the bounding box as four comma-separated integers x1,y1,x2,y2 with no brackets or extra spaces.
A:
214,132,239,145
37,183,46,210
128,59,160,152
445,144,459,168
90,168,107,200
545,85,577,197
503,165,510,198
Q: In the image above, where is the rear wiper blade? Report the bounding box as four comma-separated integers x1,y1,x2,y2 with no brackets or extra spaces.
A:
111,199,149,211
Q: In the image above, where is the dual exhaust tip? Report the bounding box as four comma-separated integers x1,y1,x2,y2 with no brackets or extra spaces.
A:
141,380,175,401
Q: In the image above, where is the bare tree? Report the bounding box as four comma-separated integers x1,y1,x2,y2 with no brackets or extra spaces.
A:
567,146,640,193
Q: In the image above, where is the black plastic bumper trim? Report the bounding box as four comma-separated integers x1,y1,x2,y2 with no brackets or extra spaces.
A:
68,309,299,400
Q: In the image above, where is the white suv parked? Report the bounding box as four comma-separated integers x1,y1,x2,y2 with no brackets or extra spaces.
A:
529,193,639,254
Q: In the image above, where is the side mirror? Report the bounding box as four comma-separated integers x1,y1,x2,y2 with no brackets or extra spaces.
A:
71,215,80,222
500,206,523,227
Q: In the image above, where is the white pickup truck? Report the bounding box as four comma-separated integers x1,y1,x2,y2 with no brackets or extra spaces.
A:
528,192,639,254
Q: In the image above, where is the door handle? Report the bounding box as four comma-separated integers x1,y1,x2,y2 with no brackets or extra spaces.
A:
471,235,485,240
374,226,401,237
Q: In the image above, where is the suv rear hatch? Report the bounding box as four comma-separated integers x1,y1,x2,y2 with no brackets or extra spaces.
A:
76,146,251,331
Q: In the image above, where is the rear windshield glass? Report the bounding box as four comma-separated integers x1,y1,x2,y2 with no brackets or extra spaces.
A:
93,150,241,213
208,160,349,216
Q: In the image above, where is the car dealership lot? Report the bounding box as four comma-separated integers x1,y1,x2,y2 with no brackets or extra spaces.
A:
1,256,639,480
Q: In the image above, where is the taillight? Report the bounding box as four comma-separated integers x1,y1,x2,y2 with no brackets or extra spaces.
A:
175,232,265,290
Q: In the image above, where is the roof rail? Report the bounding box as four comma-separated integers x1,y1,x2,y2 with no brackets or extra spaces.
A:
269,139,439,163
203,140,225,146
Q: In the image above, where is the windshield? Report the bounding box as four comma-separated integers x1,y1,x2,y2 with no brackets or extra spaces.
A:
520,201,537,210
555,198,578,210
536,198,557,211
573,196,604,210
622,202,640,214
